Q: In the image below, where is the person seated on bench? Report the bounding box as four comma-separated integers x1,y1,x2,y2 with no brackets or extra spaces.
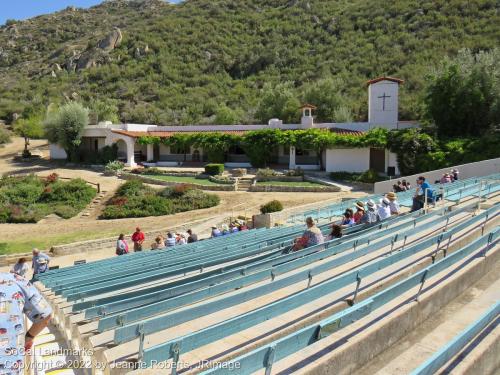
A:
326,224,343,241
353,201,365,224
377,197,392,220
293,217,324,251
211,225,222,238
165,232,176,247
341,208,355,227
386,192,401,215
411,176,434,212
151,236,164,250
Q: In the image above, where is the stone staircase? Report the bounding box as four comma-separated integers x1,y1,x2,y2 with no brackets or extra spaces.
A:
236,178,253,192
28,323,79,375
78,190,110,219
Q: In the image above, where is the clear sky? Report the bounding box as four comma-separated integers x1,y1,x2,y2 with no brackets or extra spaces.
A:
0,1,182,25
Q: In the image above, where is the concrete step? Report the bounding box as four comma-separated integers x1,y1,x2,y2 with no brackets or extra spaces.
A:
357,266,500,374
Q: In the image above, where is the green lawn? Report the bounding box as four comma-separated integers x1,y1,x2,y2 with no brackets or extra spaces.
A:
256,180,325,187
146,175,226,186
0,229,124,255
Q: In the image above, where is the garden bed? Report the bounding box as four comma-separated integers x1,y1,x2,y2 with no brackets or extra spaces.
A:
122,173,236,191
100,179,220,219
0,174,96,223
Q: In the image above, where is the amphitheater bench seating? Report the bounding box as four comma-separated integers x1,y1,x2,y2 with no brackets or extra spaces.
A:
410,301,500,375
195,227,499,375
34,175,499,374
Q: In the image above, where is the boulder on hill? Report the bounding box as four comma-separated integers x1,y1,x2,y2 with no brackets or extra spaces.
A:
97,28,122,50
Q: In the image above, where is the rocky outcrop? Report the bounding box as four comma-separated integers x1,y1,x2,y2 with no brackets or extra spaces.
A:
76,50,97,70
67,28,123,71
97,28,122,50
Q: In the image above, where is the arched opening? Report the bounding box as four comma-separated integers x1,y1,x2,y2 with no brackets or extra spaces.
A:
115,139,128,163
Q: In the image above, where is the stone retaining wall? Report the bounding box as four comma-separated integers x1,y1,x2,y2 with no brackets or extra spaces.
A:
249,185,340,193
256,176,304,182
121,173,236,191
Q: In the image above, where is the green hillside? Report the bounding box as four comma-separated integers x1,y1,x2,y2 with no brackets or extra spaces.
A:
0,0,498,125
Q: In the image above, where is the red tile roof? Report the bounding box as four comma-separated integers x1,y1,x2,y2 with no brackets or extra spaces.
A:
299,103,317,109
111,129,250,138
329,127,364,136
366,76,404,85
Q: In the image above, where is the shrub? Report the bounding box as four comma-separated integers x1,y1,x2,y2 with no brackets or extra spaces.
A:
142,167,164,175
0,206,10,223
116,179,151,197
105,160,124,175
0,175,95,222
330,170,384,183
0,126,11,145
330,171,356,181
102,182,219,219
208,175,234,184
285,168,304,176
174,190,220,211
260,200,283,214
357,169,383,183
40,179,96,206
204,163,224,176
256,168,278,177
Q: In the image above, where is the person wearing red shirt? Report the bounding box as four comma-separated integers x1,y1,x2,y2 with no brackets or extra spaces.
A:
131,227,145,252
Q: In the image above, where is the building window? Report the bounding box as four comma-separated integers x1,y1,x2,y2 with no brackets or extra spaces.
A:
94,139,99,151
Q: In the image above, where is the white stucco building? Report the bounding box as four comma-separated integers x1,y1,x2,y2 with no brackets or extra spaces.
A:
50,76,418,175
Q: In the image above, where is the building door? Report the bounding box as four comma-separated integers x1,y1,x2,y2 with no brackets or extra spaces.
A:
192,150,200,162
370,148,385,173
153,144,160,161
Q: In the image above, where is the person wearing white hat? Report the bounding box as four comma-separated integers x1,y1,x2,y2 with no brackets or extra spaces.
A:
377,197,391,221
386,192,400,215
365,200,378,223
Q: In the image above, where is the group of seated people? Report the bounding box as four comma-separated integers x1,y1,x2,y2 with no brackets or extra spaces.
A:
150,229,198,249
435,169,459,184
211,220,249,237
293,192,402,251
392,179,412,193
340,192,400,227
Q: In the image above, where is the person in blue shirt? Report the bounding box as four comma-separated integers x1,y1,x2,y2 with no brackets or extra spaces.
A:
0,272,52,373
31,249,50,280
411,176,434,212
211,225,222,238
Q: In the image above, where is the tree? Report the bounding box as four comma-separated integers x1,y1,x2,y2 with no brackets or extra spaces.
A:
302,78,349,122
425,48,500,137
387,128,436,175
89,99,120,124
293,129,333,170
214,105,239,125
241,129,283,167
44,103,89,162
0,126,11,146
255,83,300,124
13,115,44,157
